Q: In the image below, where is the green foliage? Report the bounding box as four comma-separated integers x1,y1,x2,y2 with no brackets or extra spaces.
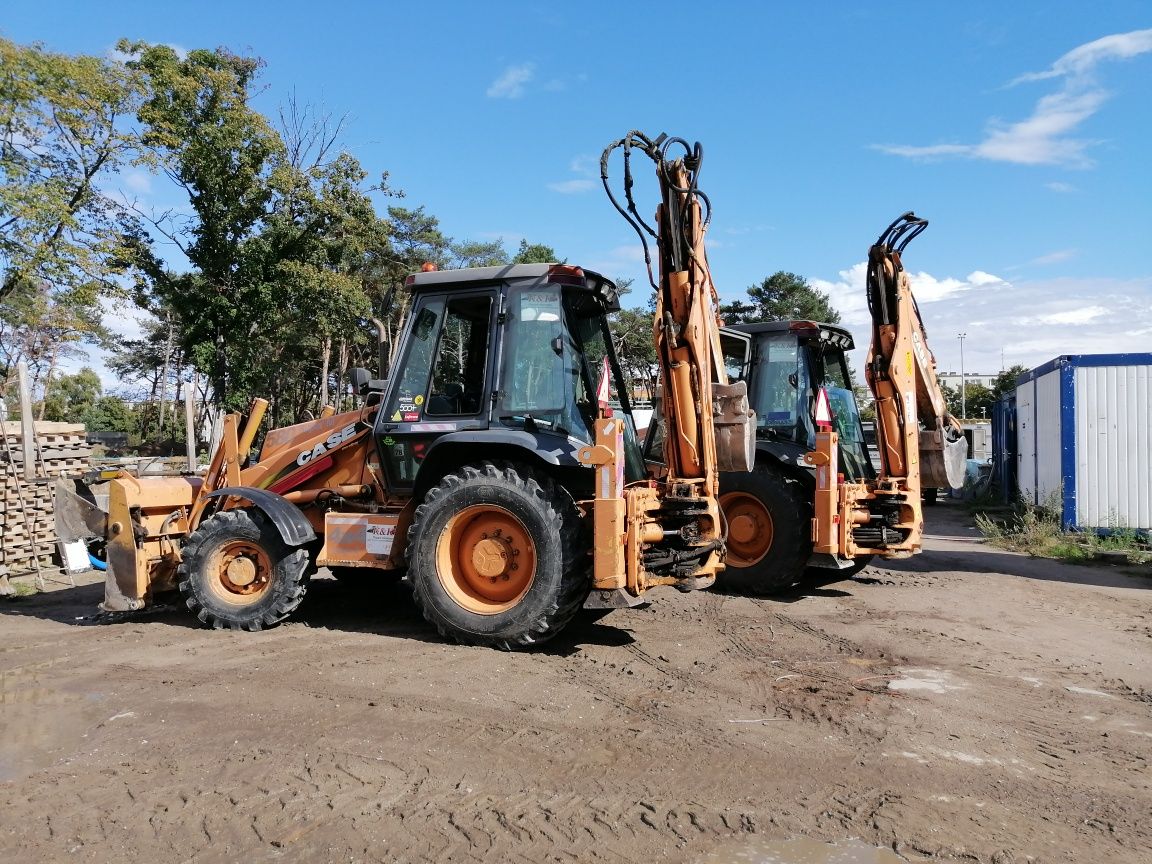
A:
40,367,102,421
991,365,1029,401
4,36,571,430
720,271,841,325
0,37,141,305
943,380,995,420
82,394,137,434
975,493,1150,565
512,239,560,264
1,276,112,385
609,306,657,401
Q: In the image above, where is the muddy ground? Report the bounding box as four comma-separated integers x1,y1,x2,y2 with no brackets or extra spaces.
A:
1,502,1149,863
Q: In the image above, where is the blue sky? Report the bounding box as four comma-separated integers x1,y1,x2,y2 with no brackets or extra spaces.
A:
4,1,1150,383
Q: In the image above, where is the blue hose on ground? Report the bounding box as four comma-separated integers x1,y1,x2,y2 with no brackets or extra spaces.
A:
88,552,107,571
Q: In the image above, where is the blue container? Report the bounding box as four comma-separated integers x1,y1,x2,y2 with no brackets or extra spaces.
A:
1015,353,1152,532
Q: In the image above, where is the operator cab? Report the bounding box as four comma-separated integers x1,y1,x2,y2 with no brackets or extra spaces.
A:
729,320,873,481
370,263,644,493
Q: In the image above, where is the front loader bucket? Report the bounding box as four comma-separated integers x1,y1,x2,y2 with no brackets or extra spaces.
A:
53,478,108,543
919,429,968,490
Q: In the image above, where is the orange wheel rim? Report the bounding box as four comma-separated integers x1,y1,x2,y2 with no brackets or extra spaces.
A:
204,540,274,606
436,505,536,614
720,491,774,567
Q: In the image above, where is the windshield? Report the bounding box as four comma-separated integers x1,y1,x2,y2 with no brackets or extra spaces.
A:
750,333,808,442
497,284,645,481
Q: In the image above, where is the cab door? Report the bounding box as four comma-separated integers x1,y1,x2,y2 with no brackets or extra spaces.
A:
376,289,498,490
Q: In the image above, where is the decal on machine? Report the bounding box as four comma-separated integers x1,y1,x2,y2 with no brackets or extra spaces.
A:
295,423,358,467
366,523,396,555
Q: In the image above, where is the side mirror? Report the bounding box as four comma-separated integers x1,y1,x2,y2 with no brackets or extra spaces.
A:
350,367,371,395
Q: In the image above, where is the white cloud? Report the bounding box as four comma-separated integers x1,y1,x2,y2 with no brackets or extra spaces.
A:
548,153,598,194
486,63,535,99
123,171,153,195
1029,248,1077,266
1033,305,1108,325
876,28,1152,167
1009,29,1152,84
1045,181,1077,193
546,179,595,194
813,264,1152,376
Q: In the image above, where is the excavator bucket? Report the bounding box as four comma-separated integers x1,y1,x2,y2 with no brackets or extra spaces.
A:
919,428,968,490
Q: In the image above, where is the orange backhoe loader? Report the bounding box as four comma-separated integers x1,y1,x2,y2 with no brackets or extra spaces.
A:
712,212,967,594
56,131,755,649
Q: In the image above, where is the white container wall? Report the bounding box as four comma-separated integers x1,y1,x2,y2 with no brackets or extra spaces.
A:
1074,363,1151,531
1014,354,1152,531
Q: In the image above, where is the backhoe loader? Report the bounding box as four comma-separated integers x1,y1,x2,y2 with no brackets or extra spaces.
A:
712,212,967,594
56,131,755,649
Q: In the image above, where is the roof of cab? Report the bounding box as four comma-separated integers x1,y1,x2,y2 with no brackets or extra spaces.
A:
726,320,856,349
407,262,613,289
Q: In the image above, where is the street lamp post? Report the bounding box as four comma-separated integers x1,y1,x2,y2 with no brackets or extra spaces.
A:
957,332,967,420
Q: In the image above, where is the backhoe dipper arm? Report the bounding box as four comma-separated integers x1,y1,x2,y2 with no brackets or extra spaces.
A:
600,132,754,485
865,213,966,490
585,132,754,599
807,211,964,561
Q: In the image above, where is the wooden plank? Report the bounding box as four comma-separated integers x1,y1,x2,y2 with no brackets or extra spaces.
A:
17,362,35,482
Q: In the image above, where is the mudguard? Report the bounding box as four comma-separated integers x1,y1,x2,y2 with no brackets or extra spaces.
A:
204,486,317,546
424,429,586,468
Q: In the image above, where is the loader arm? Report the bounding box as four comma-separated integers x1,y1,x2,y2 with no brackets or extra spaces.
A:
807,212,965,561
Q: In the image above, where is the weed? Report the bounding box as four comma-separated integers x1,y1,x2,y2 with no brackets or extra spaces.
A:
974,493,1150,564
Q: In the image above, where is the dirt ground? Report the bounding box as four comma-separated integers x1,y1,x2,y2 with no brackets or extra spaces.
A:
1,502,1150,863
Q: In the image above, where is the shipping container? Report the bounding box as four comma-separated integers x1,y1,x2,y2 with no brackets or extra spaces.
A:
1014,354,1152,532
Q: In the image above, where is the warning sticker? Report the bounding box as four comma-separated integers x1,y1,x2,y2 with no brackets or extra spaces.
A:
413,394,424,406
366,524,396,556
402,411,420,422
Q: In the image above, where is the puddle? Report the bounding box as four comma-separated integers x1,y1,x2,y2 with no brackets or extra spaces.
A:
1064,686,1114,699
697,836,908,863
887,668,965,694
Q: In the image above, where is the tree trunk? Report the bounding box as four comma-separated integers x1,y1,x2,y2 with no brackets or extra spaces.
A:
156,311,174,439
319,334,332,409
37,343,60,421
336,337,350,411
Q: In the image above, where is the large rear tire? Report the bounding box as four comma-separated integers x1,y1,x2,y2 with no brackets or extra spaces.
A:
718,468,811,595
407,461,589,650
179,509,310,631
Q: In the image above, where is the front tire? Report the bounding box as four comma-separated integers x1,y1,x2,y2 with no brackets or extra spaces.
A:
718,467,811,595
179,509,310,631
407,461,589,650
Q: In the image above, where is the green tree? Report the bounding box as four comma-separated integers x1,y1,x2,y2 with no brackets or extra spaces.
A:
609,306,657,402
991,365,1029,401
121,41,285,410
82,394,137,435
448,239,508,269
0,37,141,304
512,239,560,264
943,381,995,420
720,271,840,324
40,367,102,422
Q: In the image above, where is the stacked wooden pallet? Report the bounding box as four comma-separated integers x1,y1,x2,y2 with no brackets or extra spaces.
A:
1,422,92,577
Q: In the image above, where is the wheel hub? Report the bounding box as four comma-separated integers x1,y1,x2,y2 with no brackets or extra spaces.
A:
205,540,272,605
226,556,257,587
437,505,537,614
720,491,774,567
471,537,510,578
